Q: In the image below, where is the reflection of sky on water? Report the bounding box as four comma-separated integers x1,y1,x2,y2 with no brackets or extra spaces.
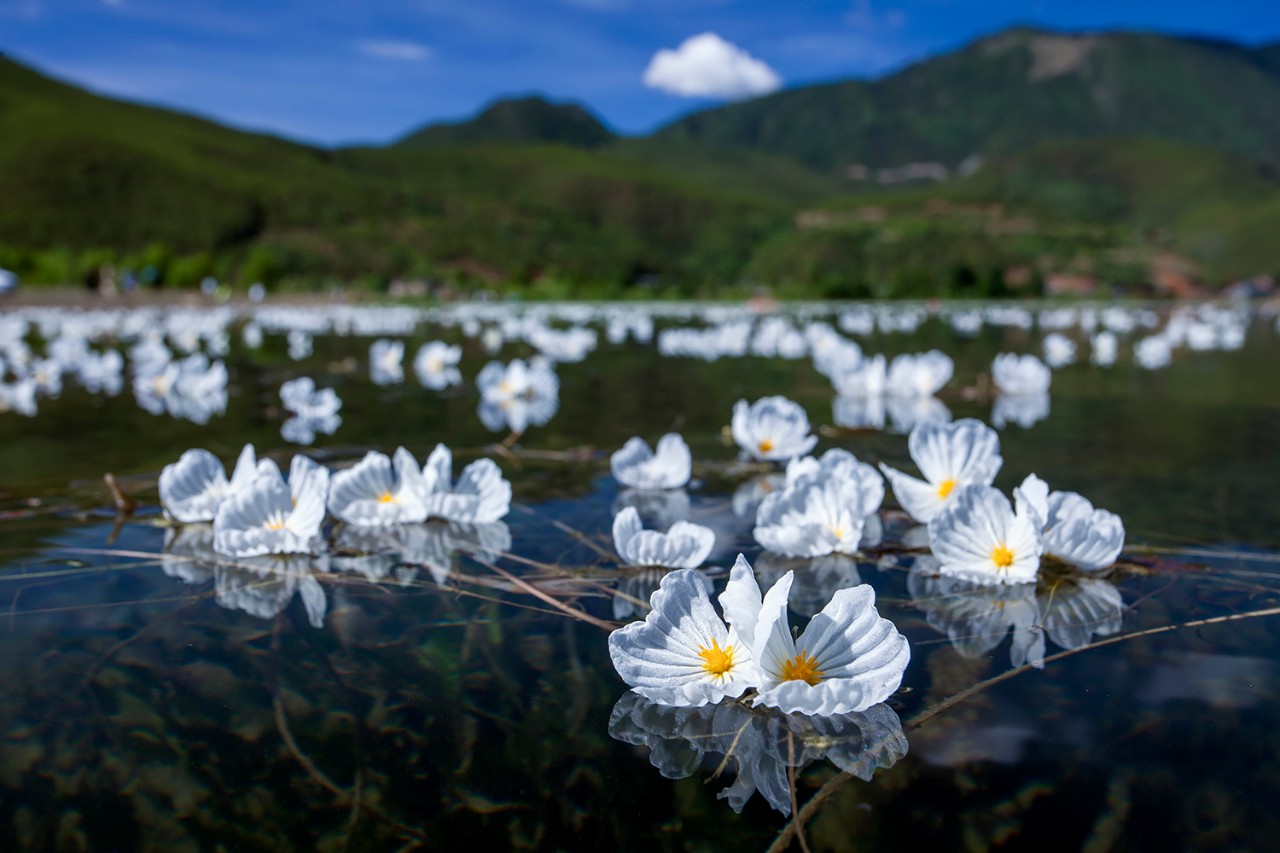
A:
1140,653,1276,709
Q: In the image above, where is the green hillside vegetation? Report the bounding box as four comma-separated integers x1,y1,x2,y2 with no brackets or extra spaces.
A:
2,27,1280,298
398,95,615,148
656,28,1280,175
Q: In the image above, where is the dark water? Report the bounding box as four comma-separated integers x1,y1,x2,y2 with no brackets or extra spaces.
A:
1,303,1279,851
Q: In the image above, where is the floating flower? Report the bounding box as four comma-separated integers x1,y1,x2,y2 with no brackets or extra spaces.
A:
886,350,953,397
280,376,342,420
476,357,560,433
610,433,692,490
1016,475,1125,571
369,339,405,385
1042,332,1077,368
879,418,1002,523
420,443,511,523
607,562,760,707
159,444,262,523
212,464,328,557
754,454,883,558
328,447,429,527
991,353,1051,396
927,484,1043,585
413,341,462,390
750,562,910,716
731,396,817,462
612,506,714,569
830,354,886,398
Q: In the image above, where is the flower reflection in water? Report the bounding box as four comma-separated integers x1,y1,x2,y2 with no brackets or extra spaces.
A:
214,554,329,628
335,519,512,586
907,556,1125,668
609,693,907,815
752,552,863,618
612,487,691,531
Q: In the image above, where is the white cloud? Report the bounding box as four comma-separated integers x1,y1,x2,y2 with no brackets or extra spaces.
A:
642,32,781,99
356,39,432,62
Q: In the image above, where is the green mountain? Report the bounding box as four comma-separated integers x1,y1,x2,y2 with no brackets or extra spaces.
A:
398,95,614,148
656,28,1280,176
3,27,1280,296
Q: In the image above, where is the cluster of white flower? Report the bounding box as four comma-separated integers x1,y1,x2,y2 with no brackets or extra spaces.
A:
159,443,512,560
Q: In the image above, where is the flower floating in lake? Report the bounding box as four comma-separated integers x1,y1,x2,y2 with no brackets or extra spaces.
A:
420,443,511,523
213,462,328,557
159,444,262,523
1015,474,1125,571
279,376,342,445
608,562,759,706
413,341,462,390
475,357,560,433
1043,332,1077,368
879,418,1002,523
754,450,884,558
731,396,817,462
749,561,910,716
886,350,953,397
328,447,429,527
610,433,692,490
991,353,1051,396
369,339,405,385
927,483,1043,585
612,506,714,569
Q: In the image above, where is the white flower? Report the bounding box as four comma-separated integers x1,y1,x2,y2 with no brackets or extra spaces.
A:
280,377,342,420
928,484,1043,585
328,447,429,526
370,339,405,385
1016,474,1124,571
413,341,462,390
419,443,511,523
832,394,885,431
612,506,714,569
213,464,328,557
610,433,692,490
991,353,1051,395
886,351,952,397
731,396,818,462
159,444,262,523
754,454,883,558
830,354,885,397
879,418,1002,523
607,560,761,707
476,357,560,433
750,562,910,716
1090,331,1118,367
1043,332,1077,368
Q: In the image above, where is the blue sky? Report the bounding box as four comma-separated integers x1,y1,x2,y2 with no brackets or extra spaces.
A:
3,1,1278,146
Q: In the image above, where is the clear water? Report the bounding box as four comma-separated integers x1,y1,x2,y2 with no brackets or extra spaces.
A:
1,303,1278,850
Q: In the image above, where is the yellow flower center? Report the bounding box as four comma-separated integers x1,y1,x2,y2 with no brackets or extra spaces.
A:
780,650,824,686
264,515,286,531
937,478,957,498
697,638,735,679
829,524,845,541
378,491,396,504
757,438,775,454
992,544,1015,569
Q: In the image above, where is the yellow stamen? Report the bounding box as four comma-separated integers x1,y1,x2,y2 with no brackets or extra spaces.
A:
992,545,1015,569
758,438,775,454
698,638,735,679
937,478,956,499
829,525,845,541
264,517,286,531
780,650,824,686
378,492,396,504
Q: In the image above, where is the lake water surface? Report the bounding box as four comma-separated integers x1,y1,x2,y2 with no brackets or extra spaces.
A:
1,300,1278,851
